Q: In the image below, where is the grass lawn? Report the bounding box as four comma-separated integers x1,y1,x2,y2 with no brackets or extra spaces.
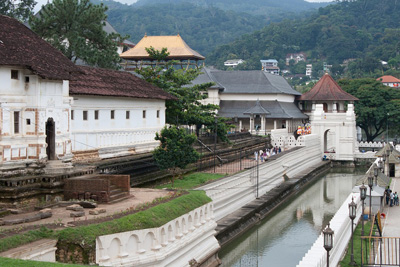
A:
339,220,378,267
155,172,225,189
0,257,87,266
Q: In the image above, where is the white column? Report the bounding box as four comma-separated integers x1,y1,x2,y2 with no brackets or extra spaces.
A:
261,115,266,132
249,116,254,133
239,120,242,131
333,101,337,113
274,119,277,130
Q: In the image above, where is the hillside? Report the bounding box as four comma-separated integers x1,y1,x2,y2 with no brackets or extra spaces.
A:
134,0,329,16
94,0,328,57
206,0,400,75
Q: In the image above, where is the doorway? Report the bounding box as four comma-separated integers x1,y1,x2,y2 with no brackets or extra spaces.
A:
46,118,56,160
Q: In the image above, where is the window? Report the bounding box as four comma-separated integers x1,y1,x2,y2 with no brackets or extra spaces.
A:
94,110,99,120
126,111,130,119
83,111,88,121
11,70,18,80
71,110,74,120
25,76,30,83
142,110,146,119
157,110,160,118
14,111,19,134
111,110,115,119
26,119,31,125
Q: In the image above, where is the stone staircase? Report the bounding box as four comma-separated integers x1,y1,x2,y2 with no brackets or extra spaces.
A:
108,184,131,204
44,160,74,175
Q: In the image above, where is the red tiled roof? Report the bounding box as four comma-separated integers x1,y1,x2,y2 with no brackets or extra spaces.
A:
0,15,79,80
69,66,175,100
298,73,358,101
376,75,400,83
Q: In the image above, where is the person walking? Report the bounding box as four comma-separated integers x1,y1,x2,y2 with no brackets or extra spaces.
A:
385,186,391,206
394,192,399,206
390,191,394,207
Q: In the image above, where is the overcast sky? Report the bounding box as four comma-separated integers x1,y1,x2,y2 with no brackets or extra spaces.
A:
34,0,334,12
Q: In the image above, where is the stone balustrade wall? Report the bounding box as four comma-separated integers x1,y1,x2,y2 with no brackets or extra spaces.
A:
199,134,322,221
297,193,362,267
96,202,220,267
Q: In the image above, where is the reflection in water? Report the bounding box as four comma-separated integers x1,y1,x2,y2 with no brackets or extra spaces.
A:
219,169,365,267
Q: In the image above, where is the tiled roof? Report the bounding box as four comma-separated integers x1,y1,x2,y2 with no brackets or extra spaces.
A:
377,75,400,83
120,34,204,60
192,68,301,95
298,73,358,101
218,100,308,119
69,66,175,100
0,15,79,80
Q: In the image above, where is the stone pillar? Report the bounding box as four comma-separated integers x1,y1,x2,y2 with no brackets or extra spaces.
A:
333,101,337,113
274,119,277,130
261,115,266,133
249,116,254,133
239,120,242,131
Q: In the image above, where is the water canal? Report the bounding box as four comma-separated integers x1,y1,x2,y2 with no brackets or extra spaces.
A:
219,168,366,267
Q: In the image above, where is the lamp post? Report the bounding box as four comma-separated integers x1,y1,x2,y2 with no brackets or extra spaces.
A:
368,175,374,220
349,197,357,266
387,112,389,144
323,223,334,267
386,149,390,177
359,183,367,266
382,153,386,175
374,165,379,186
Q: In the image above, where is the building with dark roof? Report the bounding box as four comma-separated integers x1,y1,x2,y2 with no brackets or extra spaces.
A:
298,73,358,161
0,15,173,167
192,68,307,135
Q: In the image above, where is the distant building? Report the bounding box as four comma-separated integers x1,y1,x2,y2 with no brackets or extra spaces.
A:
286,52,306,65
377,75,400,88
224,59,244,68
260,59,280,75
120,34,204,69
306,64,312,77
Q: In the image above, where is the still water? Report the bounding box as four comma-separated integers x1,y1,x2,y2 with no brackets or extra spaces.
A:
219,168,366,267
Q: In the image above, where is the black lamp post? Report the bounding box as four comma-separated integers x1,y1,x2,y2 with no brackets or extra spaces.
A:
323,223,334,267
360,183,367,267
359,183,367,236
374,165,379,186
349,197,357,266
368,175,374,220
382,154,386,174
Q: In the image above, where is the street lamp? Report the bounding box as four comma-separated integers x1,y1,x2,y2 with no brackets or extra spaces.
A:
348,197,357,266
382,154,386,175
368,175,374,220
386,149,391,177
359,183,367,235
374,165,379,185
359,183,367,266
323,223,334,267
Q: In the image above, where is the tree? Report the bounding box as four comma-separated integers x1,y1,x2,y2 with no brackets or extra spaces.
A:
136,47,221,131
0,0,36,21
29,0,127,69
153,126,199,186
339,78,400,141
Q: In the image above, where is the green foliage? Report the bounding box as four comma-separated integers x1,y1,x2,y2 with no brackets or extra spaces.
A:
207,0,400,77
0,226,54,253
0,0,36,21
156,172,225,189
136,48,219,127
56,190,211,249
29,0,128,69
339,78,400,141
0,257,86,266
153,126,199,184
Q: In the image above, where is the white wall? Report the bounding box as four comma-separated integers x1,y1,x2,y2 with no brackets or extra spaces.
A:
96,202,220,267
220,93,295,102
71,96,166,156
0,66,72,163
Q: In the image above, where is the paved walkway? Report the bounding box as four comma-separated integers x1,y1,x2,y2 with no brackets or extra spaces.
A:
382,177,400,237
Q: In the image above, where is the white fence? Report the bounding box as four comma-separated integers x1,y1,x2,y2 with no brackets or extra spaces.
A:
96,203,220,267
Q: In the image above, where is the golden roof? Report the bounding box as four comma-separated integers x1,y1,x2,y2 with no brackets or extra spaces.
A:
120,34,205,60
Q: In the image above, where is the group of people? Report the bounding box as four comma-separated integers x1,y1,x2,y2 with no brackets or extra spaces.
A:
254,146,282,162
385,186,399,207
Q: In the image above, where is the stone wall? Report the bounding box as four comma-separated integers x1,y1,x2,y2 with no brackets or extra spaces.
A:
95,202,220,267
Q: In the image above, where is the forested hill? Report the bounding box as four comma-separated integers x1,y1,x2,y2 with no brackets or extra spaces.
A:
93,0,328,57
103,2,268,56
206,0,400,72
133,0,328,16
